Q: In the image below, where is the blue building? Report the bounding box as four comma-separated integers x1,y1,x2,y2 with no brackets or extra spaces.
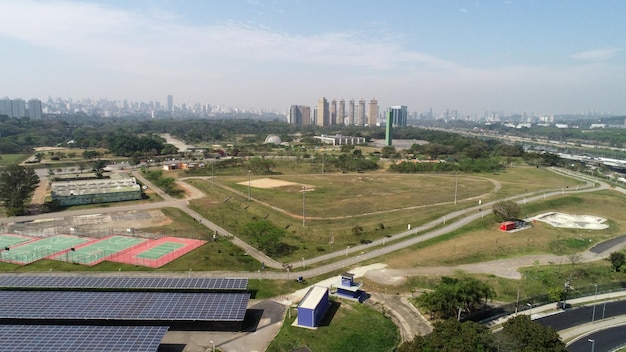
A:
335,272,365,302
297,286,330,329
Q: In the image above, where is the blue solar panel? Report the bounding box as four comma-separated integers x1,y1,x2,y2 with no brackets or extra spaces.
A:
0,325,168,352
0,291,249,321
0,275,248,291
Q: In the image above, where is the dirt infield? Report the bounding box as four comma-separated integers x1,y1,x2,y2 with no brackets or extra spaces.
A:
238,178,313,189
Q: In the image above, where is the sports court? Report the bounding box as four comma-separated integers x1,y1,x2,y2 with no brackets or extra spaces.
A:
0,234,33,249
51,235,146,266
108,237,206,268
0,235,90,264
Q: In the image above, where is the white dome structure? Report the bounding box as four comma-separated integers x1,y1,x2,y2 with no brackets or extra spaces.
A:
264,134,282,144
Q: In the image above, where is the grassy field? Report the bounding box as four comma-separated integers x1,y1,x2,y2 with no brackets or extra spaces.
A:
184,166,580,262
0,154,30,166
266,299,398,352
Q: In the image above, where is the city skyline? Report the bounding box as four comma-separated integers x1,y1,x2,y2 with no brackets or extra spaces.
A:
1,1,625,116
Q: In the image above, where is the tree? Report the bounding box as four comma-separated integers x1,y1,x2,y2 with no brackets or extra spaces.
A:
500,315,567,352
492,200,521,222
351,225,364,237
398,319,496,352
608,252,626,272
417,277,495,320
0,165,40,216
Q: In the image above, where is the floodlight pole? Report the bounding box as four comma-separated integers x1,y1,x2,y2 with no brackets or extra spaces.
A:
592,284,598,322
454,173,458,205
211,162,214,186
302,186,306,226
588,339,595,352
248,170,251,201
210,340,215,352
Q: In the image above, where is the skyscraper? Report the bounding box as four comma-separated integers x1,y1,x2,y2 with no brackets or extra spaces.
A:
388,105,408,126
167,95,173,112
368,98,378,126
0,97,10,116
289,105,311,126
338,99,345,125
27,99,42,119
357,99,366,126
10,99,26,118
317,97,330,126
330,99,337,125
348,99,355,126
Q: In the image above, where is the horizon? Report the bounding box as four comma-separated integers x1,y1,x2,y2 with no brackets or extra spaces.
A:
1,1,625,116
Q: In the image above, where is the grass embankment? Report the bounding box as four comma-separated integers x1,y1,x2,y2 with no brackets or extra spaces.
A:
0,154,30,166
266,300,398,352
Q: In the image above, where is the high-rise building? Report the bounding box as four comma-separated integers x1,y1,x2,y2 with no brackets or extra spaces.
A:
357,99,366,126
317,97,330,126
167,95,173,112
388,105,408,126
368,98,378,126
289,105,311,126
10,98,26,118
338,99,345,125
27,99,42,119
348,99,355,125
329,99,336,125
0,97,10,116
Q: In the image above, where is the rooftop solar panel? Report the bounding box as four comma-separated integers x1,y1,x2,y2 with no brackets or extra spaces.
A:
0,325,168,352
0,291,249,322
0,275,248,291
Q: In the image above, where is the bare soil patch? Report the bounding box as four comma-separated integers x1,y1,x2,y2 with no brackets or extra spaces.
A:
238,177,313,190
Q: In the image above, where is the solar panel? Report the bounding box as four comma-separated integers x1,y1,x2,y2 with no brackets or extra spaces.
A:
0,325,168,352
0,291,249,321
0,275,248,291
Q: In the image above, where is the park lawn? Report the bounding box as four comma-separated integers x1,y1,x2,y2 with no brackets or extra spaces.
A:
380,191,626,269
0,154,30,166
266,299,398,352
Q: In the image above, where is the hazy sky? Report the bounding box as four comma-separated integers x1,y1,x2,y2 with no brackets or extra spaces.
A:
1,0,625,115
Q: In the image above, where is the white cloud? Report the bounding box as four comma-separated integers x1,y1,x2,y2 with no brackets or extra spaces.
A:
569,48,620,61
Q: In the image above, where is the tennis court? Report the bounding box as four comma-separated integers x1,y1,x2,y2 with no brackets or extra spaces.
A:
51,235,146,266
0,234,33,249
0,235,90,264
109,237,206,268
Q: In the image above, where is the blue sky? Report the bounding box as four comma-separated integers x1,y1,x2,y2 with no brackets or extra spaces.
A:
0,0,625,116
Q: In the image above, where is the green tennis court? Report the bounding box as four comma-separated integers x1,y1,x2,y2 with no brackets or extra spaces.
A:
0,235,90,264
55,235,146,265
136,242,185,260
0,234,31,248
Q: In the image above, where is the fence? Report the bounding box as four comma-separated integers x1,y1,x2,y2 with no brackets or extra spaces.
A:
462,282,626,323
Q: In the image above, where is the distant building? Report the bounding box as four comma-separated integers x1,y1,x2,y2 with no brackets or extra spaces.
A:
317,98,330,126
10,98,26,118
167,95,173,112
357,99,366,126
314,134,366,146
330,99,337,125
51,174,142,206
289,105,311,126
387,105,408,127
0,97,10,116
368,99,378,126
27,99,42,119
347,99,355,126
338,99,345,125
264,134,282,144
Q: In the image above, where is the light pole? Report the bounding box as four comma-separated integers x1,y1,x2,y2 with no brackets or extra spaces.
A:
301,257,305,269
588,339,595,352
247,169,251,201
209,340,215,352
454,172,458,205
302,186,306,226
211,162,214,186
592,284,598,322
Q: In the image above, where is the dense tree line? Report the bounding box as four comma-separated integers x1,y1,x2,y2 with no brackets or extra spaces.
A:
398,316,567,352
417,277,496,320
0,165,40,215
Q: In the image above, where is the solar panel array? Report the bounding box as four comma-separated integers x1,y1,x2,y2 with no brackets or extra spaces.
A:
0,325,169,352
0,290,250,321
0,275,248,291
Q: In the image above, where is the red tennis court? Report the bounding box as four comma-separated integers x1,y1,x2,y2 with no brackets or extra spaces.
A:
107,237,206,268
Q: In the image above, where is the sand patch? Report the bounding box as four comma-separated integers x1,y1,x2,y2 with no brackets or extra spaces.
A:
239,178,313,189
533,212,609,230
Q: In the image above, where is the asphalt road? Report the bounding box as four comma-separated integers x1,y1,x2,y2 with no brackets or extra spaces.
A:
566,325,626,352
